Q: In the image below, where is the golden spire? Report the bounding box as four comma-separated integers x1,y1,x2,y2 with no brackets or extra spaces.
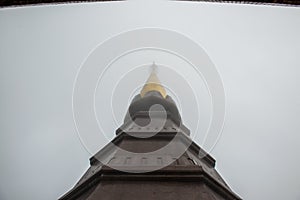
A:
140,63,167,98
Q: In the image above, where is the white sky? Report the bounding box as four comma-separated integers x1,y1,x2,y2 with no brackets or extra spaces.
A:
0,1,300,200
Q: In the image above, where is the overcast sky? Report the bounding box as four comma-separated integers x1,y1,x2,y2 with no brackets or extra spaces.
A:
0,1,300,200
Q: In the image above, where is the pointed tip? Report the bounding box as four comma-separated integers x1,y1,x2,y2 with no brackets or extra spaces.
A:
151,62,157,73
140,63,167,98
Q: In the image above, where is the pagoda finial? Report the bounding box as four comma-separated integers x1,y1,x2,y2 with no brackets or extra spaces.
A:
140,63,167,98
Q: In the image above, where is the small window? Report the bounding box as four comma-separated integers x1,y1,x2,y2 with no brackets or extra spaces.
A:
157,157,163,165
141,157,147,164
124,157,131,165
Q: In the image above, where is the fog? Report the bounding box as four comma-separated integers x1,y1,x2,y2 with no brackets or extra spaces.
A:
0,1,299,199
